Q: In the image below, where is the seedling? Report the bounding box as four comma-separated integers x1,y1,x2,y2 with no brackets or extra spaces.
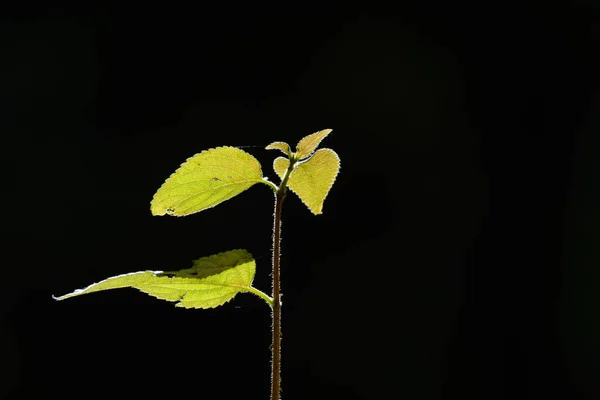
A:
54,129,340,400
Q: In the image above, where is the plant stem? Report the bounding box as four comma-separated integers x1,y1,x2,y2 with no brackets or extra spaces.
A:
271,190,284,400
271,158,294,400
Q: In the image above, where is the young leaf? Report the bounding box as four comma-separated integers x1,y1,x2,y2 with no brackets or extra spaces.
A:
295,129,333,160
151,146,266,216
273,148,340,215
265,141,292,158
53,249,273,309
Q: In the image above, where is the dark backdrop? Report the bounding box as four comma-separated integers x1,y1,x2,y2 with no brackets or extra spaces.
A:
2,2,600,399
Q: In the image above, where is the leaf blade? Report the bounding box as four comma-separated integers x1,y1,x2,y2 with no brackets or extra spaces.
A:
151,146,265,216
274,148,340,214
295,129,333,160
273,156,290,181
265,141,292,157
53,250,272,309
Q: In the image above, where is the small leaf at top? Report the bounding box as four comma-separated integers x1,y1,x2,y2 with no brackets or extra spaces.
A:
273,148,340,215
151,146,266,216
53,249,273,309
295,129,333,160
265,141,292,157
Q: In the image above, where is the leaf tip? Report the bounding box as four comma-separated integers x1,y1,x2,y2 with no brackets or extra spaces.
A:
150,208,165,217
150,197,167,216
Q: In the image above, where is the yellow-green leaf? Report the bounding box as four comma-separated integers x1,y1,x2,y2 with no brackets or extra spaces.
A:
265,141,292,157
151,146,265,216
274,148,340,215
295,129,333,160
273,157,290,181
53,250,273,309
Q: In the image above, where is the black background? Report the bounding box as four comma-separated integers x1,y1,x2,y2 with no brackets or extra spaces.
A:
3,1,600,399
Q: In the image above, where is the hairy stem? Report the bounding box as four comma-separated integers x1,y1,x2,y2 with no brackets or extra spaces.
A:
271,157,294,400
271,191,284,400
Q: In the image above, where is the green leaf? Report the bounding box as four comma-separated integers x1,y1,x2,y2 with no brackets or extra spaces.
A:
274,148,340,215
53,249,273,309
295,129,332,160
151,146,266,217
265,141,292,157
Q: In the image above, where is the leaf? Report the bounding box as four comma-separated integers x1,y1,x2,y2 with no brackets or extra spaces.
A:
265,141,292,157
273,157,289,180
295,129,333,160
151,146,265,217
53,249,273,309
273,148,340,215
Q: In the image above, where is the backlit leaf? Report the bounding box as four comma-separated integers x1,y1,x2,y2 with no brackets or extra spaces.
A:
273,157,290,181
273,148,340,215
53,249,273,309
151,146,266,216
295,129,332,160
265,141,292,157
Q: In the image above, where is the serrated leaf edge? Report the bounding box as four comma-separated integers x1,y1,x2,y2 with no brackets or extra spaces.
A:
265,141,292,157
276,148,340,215
150,146,267,217
291,148,340,215
295,129,333,160
53,249,274,308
